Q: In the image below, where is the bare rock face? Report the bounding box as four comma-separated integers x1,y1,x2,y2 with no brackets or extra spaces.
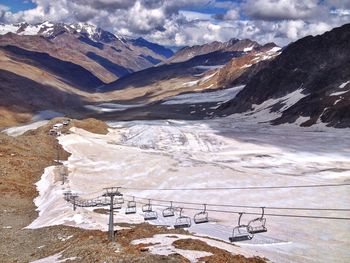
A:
219,23,350,128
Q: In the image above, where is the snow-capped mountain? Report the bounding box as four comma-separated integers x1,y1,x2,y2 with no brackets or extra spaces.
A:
0,21,175,86
0,21,127,43
69,22,126,43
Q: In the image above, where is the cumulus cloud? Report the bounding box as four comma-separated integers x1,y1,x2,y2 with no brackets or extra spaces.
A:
223,9,240,20
0,0,348,47
243,0,324,21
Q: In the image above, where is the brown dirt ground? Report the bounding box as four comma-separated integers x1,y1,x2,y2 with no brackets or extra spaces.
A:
0,118,267,262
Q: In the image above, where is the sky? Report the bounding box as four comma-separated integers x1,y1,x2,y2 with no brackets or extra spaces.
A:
0,0,349,47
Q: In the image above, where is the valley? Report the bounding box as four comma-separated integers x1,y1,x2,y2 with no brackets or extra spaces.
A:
0,16,349,263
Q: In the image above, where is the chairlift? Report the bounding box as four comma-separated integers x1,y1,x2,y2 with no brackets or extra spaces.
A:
125,196,137,214
115,196,124,204
88,200,97,207
127,196,137,208
101,196,110,206
63,191,72,201
174,208,191,229
162,201,175,217
144,210,158,220
113,202,122,210
194,204,209,224
95,199,103,207
142,199,153,212
79,201,87,207
229,212,253,242
247,207,267,234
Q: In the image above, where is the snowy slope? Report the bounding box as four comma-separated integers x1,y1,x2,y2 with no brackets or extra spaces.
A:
28,118,350,263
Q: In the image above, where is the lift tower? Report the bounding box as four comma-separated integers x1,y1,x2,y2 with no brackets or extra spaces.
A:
103,187,123,242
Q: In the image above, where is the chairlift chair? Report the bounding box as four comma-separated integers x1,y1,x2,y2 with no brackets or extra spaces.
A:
80,201,87,207
88,200,97,207
125,196,137,214
174,208,191,229
63,191,72,201
125,206,137,214
115,196,124,204
247,207,267,234
102,196,110,206
229,213,253,242
194,204,209,224
144,211,158,220
95,199,103,207
142,199,153,212
162,201,175,217
113,202,122,210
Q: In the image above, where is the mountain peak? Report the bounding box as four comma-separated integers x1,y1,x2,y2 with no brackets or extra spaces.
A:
0,21,127,43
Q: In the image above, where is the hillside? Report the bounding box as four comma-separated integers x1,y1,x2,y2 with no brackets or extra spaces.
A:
218,23,350,128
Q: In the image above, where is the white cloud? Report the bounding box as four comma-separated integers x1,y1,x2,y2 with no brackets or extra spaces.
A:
0,0,348,47
243,0,323,21
223,9,239,21
180,10,213,21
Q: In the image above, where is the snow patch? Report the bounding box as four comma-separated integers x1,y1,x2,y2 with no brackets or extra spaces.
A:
163,85,245,105
339,80,350,89
268,47,282,53
195,65,225,70
84,103,145,113
30,252,78,263
330,91,348,96
182,72,217,88
3,121,49,137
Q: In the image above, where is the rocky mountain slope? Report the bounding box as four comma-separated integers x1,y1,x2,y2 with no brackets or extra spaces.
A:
167,38,261,63
99,41,280,106
218,23,350,128
0,22,172,84
1,21,349,129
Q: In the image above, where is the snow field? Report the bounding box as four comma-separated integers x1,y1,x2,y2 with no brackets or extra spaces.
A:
28,117,350,262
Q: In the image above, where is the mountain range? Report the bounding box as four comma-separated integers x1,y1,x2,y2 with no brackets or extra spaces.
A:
0,21,349,128
0,21,173,83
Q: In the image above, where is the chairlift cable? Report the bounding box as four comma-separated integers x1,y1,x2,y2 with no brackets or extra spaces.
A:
123,194,350,212
132,198,350,220
121,182,350,191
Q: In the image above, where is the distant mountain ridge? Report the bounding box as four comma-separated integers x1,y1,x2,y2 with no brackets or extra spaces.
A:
167,38,262,63
1,20,348,129
0,21,128,43
0,21,174,84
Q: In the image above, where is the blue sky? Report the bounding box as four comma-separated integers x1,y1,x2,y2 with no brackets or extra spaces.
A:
2,0,238,13
0,0,36,12
0,0,349,46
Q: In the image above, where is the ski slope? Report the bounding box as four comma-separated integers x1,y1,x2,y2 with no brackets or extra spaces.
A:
29,117,350,262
